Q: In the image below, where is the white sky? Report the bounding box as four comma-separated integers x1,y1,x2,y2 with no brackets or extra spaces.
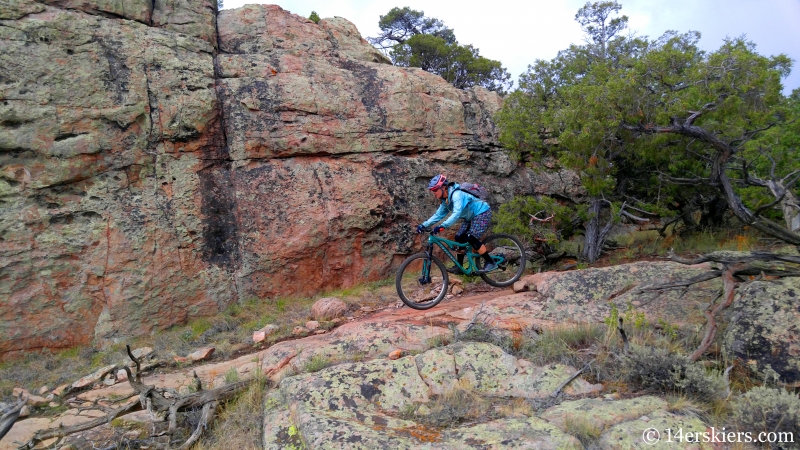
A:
221,0,800,94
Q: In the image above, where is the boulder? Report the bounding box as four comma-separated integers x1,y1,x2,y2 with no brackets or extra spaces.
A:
520,261,720,326
311,297,348,321
252,324,279,343
71,365,116,390
130,347,154,361
292,326,310,336
187,347,215,362
724,277,800,386
263,342,591,448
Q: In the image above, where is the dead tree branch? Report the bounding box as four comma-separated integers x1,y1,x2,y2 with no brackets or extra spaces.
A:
550,360,594,398
618,317,630,354
21,399,141,449
0,394,27,442
689,270,737,361
22,345,253,450
668,251,800,266
636,270,724,293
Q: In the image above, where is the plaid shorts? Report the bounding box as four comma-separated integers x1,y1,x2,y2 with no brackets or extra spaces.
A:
455,210,492,239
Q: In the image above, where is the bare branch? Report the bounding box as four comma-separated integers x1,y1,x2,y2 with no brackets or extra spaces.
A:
22,400,141,449
193,371,203,392
529,211,555,223
684,102,716,126
621,210,650,223
657,171,710,186
176,401,217,450
668,251,800,266
0,394,27,442
781,168,800,188
723,365,734,397
618,317,630,354
126,344,141,383
25,344,253,449
766,151,778,179
689,270,737,361
462,303,488,333
730,122,780,149
636,271,724,293
753,191,786,218
550,360,594,398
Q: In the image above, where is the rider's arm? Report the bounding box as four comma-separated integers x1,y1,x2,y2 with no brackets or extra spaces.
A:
440,191,467,229
422,202,449,228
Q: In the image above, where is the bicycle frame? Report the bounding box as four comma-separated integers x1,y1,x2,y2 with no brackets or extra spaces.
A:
423,233,503,276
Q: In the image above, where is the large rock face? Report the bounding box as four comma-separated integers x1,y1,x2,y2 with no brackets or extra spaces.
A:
0,2,570,355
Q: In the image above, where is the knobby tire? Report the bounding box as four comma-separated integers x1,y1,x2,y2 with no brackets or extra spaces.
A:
395,252,449,310
478,233,526,287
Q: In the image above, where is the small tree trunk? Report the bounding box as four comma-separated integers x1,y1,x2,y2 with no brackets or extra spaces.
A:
582,197,615,262
583,198,602,262
768,181,800,233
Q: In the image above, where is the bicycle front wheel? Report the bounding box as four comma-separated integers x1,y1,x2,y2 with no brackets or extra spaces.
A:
395,252,449,310
477,233,527,287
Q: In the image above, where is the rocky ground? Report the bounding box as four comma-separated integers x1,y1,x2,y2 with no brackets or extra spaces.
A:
3,254,798,449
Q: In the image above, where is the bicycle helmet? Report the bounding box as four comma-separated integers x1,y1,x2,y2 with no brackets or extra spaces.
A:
428,174,447,191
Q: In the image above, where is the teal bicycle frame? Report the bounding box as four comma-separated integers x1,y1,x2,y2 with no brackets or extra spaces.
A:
423,232,504,277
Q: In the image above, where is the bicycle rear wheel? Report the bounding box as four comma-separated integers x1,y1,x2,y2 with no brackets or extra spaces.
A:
395,252,449,310
477,233,526,287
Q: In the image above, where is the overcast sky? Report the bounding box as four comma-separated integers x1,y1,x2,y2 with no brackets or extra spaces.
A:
221,0,800,94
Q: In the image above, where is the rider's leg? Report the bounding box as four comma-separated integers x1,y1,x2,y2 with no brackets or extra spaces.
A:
466,235,493,264
467,210,494,266
446,224,470,273
454,229,469,266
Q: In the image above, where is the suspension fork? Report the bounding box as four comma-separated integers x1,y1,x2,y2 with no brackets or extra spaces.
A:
419,242,434,284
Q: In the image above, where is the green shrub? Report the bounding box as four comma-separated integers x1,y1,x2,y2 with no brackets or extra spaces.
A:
621,346,725,402
303,354,332,373
309,11,320,24
730,386,800,437
492,195,581,246
224,367,239,384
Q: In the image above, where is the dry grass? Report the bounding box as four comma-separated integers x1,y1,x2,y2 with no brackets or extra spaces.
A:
401,378,492,429
604,224,763,263
192,376,269,450
666,394,708,421
0,344,128,400
563,414,603,447
494,397,535,418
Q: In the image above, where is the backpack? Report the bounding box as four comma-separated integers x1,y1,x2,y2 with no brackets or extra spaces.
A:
451,182,489,201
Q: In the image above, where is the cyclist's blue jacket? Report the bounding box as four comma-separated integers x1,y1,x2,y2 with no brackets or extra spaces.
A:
422,183,491,229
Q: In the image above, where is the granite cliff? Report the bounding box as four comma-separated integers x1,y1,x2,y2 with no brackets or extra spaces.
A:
0,1,580,356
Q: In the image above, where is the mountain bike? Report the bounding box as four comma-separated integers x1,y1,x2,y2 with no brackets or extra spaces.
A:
395,227,526,310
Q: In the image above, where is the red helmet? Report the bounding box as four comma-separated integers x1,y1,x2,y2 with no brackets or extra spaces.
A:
428,174,447,191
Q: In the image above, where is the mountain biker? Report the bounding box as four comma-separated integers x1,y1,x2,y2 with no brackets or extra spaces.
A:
416,174,496,273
